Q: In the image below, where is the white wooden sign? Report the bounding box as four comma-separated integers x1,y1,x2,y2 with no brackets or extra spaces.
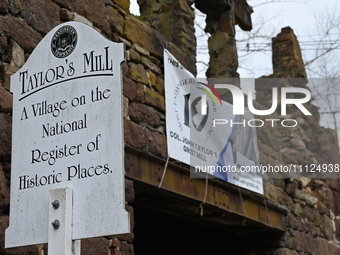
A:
6,21,129,248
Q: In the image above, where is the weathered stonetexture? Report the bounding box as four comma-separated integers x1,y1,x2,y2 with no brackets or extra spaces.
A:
8,40,25,69
128,63,149,84
137,0,196,74
8,0,21,15
0,0,8,14
123,77,138,102
53,0,112,35
123,16,165,58
118,243,134,255
107,6,124,34
21,0,60,35
113,0,130,13
0,166,9,214
272,27,306,78
144,87,165,111
81,237,111,255
128,102,160,127
0,87,12,113
0,63,17,90
124,119,146,149
144,128,167,158
0,113,11,161
60,8,93,26
154,76,164,95
125,179,135,203
0,15,42,53
0,1,339,255
323,215,335,240
286,213,298,229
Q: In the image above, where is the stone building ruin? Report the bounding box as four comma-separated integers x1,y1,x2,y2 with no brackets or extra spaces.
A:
0,0,340,254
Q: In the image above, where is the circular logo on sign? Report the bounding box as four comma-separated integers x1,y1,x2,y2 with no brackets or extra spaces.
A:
51,25,77,58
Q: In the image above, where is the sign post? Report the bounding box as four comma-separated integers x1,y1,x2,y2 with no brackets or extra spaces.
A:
6,21,130,251
48,188,80,255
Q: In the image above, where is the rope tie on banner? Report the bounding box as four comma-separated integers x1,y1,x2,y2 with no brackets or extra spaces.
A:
198,172,209,217
238,186,248,225
263,196,272,227
158,156,170,188
155,30,169,50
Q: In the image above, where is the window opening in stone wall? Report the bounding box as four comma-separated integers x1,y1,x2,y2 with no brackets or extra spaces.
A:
130,0,140,16
194,5,209,78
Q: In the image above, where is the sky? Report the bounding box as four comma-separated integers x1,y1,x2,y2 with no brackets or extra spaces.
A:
130,0,339,77
130,0,340,130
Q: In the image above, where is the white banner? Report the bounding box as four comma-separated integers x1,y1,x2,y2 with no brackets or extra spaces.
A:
164,49,263,194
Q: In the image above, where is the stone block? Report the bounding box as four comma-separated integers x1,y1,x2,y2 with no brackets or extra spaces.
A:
123,77,138,101
125,178,135,203
328,178,340,192
60,8,93,26
276,187,294,211
124,119,146,149
333,190,340,215
294,189,318,206
123,96,129,119
0,63,18,90
264,182,278,203
285,179,299,196
335,218,340,241
107,6,124,34
124,16,164,58
323,215,334,241
147,70,157,87
144,87,165,112
0,86,13,113
131,44,150,57
154,76,164,95
21,0,60,35
286,213,298,229
141,56,161,74
128,49,141,62
0,165,9,213
9,0,21,15
0,112,12,161
119,243,134,255
128,63,149,84
144,128,167,158
302,205,313,222
81,237,111,255
51,0,73,10
0,15,42,53
9,40,25,68
113,0,130,13
0,0,8,14
128,102,160,127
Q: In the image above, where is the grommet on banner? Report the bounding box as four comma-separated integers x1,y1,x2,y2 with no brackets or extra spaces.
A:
158,156,170,188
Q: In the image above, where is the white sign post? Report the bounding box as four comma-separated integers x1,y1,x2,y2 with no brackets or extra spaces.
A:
48,188,80,255
6,22,129,251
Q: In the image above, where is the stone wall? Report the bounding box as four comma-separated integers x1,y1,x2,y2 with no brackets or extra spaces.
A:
256,27,340,254
0,0,340,255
